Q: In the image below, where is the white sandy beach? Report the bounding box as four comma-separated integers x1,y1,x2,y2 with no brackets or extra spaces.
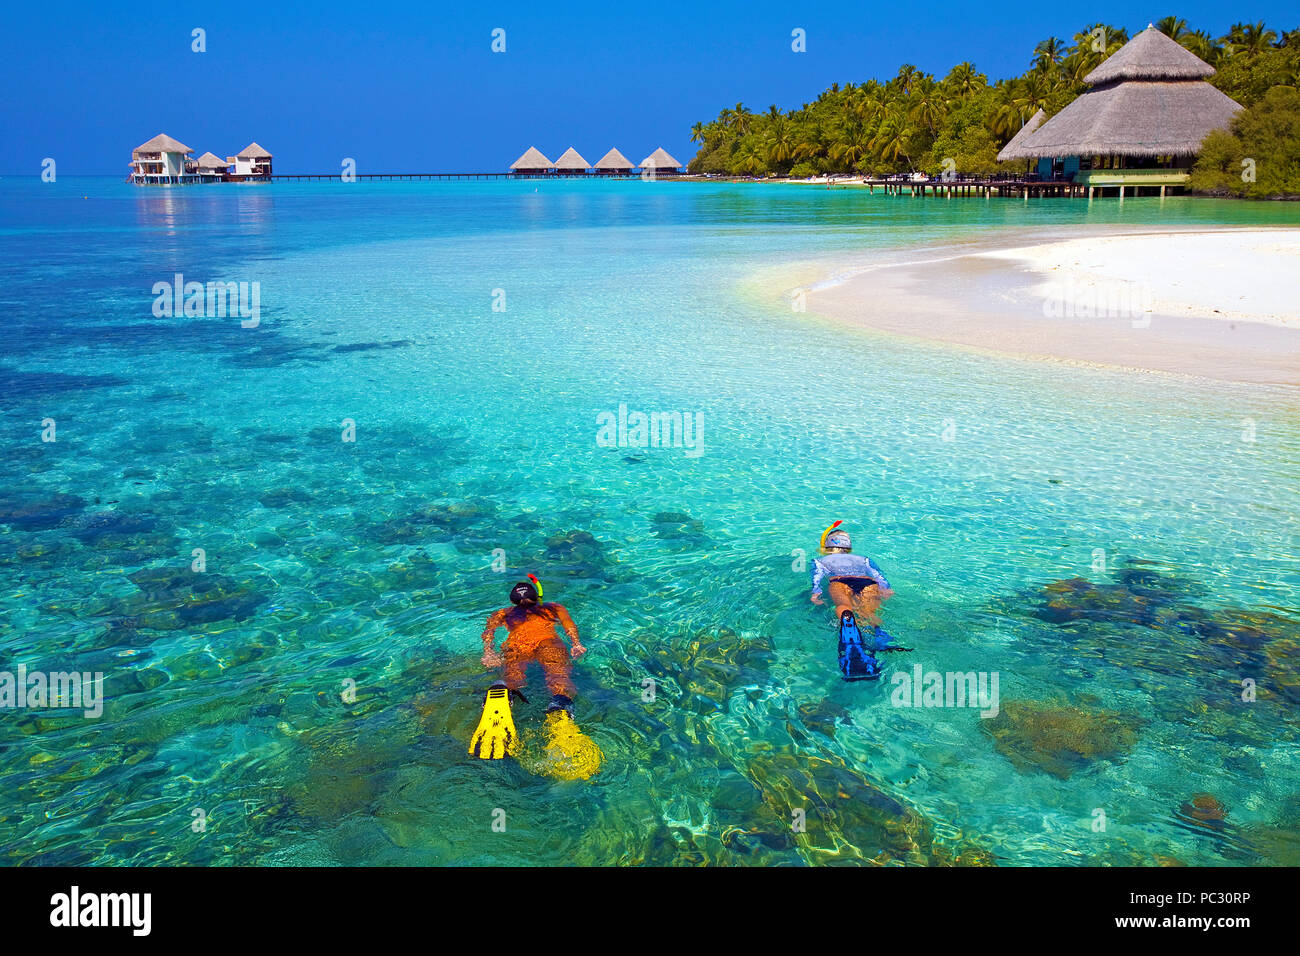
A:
804,228,1300,385
978,230,1300,329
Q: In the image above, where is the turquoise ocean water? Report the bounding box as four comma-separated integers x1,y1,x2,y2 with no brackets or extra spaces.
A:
1,176,1298,865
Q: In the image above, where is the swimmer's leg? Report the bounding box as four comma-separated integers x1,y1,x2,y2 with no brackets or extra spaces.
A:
535,638,577,702
837,609,882,681
827,580,856,620
851,586,885,628
501,643,530,692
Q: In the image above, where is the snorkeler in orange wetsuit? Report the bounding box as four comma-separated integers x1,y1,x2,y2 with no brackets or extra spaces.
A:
481,576,586,705
470,575,602,776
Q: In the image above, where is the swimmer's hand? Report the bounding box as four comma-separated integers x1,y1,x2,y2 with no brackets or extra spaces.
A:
880,588,895,600
482,649,504,669
570,642,587,660
810,591,824,605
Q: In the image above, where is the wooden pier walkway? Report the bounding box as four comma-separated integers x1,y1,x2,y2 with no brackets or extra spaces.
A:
855,178,1086,198
265,171,1086,196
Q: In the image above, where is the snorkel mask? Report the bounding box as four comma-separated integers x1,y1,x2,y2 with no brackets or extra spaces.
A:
509,574,544,605
820,521,851,553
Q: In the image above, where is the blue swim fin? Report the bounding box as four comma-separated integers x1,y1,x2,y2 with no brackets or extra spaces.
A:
838,610,882,681
866,626,911,653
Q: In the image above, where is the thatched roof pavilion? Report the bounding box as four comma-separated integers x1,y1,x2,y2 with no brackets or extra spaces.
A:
554,147,591,172
594,148,633,174
998,25,1241,162
1083,26,1215,84
639,147,683,172
230,141,272,178
130,133,195,185
509,147,554,172
196,152,230,174
133,133,193,157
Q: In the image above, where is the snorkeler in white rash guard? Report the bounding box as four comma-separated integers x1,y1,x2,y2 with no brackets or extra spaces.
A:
809,521,908,681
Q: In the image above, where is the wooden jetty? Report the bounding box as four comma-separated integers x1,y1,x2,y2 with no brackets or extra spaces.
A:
266,171,1086,196
858,177,1086,198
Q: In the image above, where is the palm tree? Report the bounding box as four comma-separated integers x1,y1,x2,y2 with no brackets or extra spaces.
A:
942,61,987,101
765,115,796,166
1225,21,1278,57
909,76,947,135
988,80,1024,139
1179,30,1223,65
1060,49,1094,87
1018,70,1054,115
870,110,916,168
893,63,920,95
731,139,768,177
1033,37,1066,71
689,122,706,144
723,102,753,135
792,121,826,164
1073,23,1127,58
1156,17,1188,40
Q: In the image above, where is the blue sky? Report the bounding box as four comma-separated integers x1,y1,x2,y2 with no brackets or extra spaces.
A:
2,1,1293,174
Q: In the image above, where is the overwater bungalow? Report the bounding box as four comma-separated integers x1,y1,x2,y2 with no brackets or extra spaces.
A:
997,25,1243,197
230,143,273,180
131,133,197,185
195,152,231,180
639,147,683,175
554,147,591,175
593,148,634,175
509,146,555,176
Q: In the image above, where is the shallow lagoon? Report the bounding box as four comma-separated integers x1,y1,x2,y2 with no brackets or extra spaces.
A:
1,178,1297,865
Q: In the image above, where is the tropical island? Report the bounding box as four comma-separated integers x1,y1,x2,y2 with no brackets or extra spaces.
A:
688,18,1300,198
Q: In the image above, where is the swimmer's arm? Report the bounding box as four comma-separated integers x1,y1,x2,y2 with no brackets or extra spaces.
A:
866,558,894,598
480,609,507,666
809,558,828,601
552,604,586,657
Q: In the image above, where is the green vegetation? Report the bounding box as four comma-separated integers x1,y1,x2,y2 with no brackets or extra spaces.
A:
689,19,1300,189
1190,86,1300,198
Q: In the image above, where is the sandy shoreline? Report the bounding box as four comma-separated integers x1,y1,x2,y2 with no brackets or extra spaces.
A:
804,228,1300,386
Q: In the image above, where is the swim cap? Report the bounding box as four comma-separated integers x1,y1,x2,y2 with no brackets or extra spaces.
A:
825,530,852,550
509,581,539,605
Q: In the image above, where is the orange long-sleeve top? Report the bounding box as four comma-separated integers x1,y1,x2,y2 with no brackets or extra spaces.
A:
482,602,580,653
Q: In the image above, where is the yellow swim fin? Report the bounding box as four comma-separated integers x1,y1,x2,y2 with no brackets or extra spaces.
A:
469,682,517,760
541,709,603,781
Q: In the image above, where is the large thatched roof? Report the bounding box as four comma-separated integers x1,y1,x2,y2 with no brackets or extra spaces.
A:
998,26,1240,161
594,147,633,170
999,80,1242,160
1085,24,1215,84
554,147,591,170
510,146,554,170
134,133,193,155
640,147,682,170
238,142,272,158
